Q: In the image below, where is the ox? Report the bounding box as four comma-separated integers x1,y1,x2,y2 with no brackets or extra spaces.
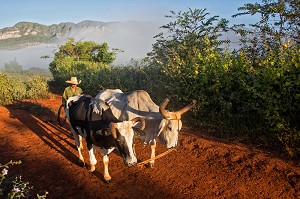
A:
66,94,145,183
96,89,196,167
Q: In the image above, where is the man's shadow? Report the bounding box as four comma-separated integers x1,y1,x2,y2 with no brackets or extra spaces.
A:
6,101,80,167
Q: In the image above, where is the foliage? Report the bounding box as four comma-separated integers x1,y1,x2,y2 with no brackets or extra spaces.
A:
74,59,169,102
101,59,170,102
232,0,300,60
49,38,117,85
25,75,52,100
231,0,300,157
23,67,52,77
0,160,48,198
0,73,26,105
47,38,168,101
148,8,229,103
0,72,52,106
0,35,57,50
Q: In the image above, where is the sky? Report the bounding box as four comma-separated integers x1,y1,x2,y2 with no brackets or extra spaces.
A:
0,0,261,29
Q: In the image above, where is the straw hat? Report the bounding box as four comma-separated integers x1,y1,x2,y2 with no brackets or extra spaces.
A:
66,77,81,85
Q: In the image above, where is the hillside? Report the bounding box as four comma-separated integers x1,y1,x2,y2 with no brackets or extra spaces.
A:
0,20,159,49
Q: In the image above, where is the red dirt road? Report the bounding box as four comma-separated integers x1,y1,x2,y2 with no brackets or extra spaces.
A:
0,95,299,199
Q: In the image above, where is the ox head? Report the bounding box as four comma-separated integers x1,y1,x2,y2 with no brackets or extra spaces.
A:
110,117,145,167
158,98,196,149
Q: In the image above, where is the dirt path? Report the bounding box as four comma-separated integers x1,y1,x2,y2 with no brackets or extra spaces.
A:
0,95,299,199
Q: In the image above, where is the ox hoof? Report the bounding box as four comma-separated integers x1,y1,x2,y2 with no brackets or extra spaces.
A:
104,179,111,184
89,165,96,172
148,162,154,168
79,160,85,167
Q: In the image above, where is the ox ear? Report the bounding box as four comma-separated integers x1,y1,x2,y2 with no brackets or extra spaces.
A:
131,117,146,130
132,127,145,137
157,119,169,137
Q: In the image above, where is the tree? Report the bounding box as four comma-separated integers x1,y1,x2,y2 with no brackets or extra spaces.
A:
149,8,229,65
232,0,300,58
48,38,117,85
148,8,229,101
4,58,22,72
231,0,300,157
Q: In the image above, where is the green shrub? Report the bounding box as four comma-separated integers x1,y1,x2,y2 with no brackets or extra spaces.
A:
0,73,26,105
25,75,52,100
0,72,52,106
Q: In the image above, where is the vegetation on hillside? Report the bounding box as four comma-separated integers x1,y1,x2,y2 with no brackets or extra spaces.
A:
0,21,71,49
0,20,107,49
0,35,58,49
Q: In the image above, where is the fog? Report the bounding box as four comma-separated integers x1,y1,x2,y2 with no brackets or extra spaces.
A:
0,45,56,69
0,21,163,69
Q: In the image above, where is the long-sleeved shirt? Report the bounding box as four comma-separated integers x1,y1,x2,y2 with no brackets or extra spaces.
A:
62,86,83,105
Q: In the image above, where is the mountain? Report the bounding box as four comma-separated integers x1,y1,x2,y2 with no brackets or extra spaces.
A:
0,20,162,68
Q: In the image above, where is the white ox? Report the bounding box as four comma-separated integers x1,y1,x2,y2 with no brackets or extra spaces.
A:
96,89,196,167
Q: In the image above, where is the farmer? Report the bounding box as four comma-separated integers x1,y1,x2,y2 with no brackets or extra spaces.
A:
62,77,83,107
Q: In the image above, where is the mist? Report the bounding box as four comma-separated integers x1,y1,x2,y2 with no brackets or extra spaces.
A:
0,21,163,69
0,45,56,70
68,21,163,65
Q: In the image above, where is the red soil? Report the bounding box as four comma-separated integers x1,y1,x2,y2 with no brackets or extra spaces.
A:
0,95,299,199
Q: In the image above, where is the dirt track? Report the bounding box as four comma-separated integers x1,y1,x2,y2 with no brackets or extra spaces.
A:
0,95,299,199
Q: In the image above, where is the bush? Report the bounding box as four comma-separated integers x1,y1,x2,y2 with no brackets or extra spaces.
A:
0,73,26,105
0,72,52,106
25,75,52,100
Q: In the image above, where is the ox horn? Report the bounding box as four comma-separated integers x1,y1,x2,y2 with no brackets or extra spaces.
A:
159,98,178,119
175,100,197,116
160,98,197,119
131,117,146,131
110,123,118,139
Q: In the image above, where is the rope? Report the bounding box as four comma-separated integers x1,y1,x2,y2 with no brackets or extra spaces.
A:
136,148,177,167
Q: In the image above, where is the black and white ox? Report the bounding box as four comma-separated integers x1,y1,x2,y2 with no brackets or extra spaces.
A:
66,94,145,182
96,89,196,167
